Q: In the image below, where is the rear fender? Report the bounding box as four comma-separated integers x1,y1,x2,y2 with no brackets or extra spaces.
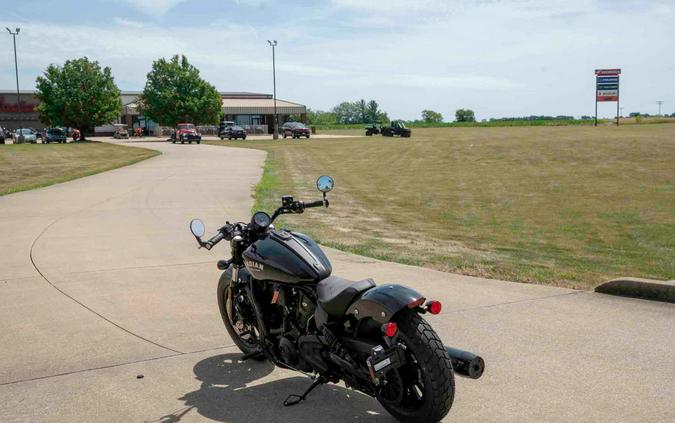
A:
346,284,425,323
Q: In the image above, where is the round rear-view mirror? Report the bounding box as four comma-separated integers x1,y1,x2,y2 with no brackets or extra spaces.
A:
316,175,334,193
190,219,205,238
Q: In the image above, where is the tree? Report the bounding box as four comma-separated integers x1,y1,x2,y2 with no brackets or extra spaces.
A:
138,55,221,126
35,57,121,140
306,109,337,125
455,108,476,122
332,99,389,124
357,99,367,123
421,109,443,123
332,101,360,124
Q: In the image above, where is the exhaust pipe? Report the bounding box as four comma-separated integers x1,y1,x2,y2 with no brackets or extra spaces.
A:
446,346,485,379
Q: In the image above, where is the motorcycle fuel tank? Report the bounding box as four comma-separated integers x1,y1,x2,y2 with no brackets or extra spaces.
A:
242,230,332,284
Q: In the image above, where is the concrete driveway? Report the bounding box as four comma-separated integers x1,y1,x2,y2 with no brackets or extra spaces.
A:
0,141,672,422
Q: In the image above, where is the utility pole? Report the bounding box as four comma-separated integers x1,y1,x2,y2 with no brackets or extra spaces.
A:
656,101,663,116
6,27,22,142
267,40,278,140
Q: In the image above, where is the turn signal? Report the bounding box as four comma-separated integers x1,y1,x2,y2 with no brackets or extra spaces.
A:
426,300,442,315
382,322,398,337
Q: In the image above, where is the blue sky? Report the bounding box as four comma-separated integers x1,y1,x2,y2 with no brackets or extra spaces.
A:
1,0,674,120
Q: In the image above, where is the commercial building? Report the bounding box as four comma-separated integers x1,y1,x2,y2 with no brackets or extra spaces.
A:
0,90,306,135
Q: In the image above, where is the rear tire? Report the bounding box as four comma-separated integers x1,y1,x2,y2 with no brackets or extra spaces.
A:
376,310,455,423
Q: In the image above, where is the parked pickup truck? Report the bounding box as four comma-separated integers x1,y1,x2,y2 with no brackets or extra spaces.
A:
172,123,201,144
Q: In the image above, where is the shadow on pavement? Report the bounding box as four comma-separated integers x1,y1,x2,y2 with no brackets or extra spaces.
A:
150,353,394,422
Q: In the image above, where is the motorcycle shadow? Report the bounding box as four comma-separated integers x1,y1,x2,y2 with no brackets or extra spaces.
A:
165,353,395,422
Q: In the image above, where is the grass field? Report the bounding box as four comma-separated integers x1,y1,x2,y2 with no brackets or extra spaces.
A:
0,142,160,196
207,124,675,289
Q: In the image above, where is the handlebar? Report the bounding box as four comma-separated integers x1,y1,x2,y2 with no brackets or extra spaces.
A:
303,199,325,208
203,231,224,250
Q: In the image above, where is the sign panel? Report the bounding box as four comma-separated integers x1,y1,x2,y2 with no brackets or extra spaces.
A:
594,69,621,124
597,89,618,97
595,69,621,76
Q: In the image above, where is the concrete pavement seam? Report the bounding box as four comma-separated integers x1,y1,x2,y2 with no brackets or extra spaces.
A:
26,150,186,355
60,259,215,276
0,343,235,387
438,290,583,315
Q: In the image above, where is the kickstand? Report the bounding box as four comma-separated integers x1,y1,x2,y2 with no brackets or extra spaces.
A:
283,376,327,407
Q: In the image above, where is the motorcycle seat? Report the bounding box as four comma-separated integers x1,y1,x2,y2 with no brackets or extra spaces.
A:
317,275,375,316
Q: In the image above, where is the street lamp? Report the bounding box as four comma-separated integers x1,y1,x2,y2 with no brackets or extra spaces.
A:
6,27,22,143
267,39,278,140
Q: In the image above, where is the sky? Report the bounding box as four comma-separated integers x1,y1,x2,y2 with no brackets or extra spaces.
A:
1,0,674,120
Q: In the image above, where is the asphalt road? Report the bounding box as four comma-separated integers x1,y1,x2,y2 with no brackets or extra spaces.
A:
0,141,673,422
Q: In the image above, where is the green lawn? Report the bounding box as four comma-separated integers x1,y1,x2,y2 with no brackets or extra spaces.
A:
207,124,675,289
0,142,160,196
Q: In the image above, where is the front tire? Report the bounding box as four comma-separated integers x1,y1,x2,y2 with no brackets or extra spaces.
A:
217,275,263,359
376,310,455,423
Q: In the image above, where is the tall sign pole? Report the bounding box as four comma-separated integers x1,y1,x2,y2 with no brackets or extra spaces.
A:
267,40,278,140
595,68,621,127
6,27,21,136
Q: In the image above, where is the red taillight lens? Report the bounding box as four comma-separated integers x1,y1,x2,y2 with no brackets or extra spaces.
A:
427,300,442,315
382,322,398,337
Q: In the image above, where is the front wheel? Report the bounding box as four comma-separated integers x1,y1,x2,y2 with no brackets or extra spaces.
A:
218,276,263,358
376,310,455,423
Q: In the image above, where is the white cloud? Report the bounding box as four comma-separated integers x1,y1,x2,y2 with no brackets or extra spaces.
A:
112,17,145,29
125,0,188,16
1,0,674,119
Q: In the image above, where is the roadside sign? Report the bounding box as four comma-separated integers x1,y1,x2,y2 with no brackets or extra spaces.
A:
595,69,621,76
594,68,621,125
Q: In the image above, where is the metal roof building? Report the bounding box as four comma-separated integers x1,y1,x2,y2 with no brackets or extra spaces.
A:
0,90,307,135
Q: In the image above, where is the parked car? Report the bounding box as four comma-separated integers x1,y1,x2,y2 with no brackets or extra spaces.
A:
280,122,311,139
220,125,247,140
172,123,201,144
113,124,129,139
44,127,67,143
13,128,38,143
218,120,235,138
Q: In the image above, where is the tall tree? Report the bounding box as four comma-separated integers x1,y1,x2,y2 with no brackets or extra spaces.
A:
357,99,367,123
332,101,360,124
138,55,221,126
455,108,476,122
421,109,443,123
35,57,121,140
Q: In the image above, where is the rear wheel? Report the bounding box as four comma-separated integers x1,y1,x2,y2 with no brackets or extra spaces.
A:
376,310,455,423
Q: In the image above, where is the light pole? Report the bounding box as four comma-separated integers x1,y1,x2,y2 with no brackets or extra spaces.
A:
267,40,278,140
656,101,663,116
6,27,22,142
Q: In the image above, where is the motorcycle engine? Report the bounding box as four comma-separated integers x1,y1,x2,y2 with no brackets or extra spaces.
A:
279,336,301,366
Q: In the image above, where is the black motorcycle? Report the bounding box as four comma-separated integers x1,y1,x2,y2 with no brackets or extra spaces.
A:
189,176,484,422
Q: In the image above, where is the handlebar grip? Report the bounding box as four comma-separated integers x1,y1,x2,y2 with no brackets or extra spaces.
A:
205,232,225,249
304,200,325,208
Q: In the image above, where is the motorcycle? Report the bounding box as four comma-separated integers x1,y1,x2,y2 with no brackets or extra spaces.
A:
189,176,484,422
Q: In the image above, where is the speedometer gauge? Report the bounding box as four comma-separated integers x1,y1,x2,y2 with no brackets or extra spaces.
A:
251,211,271,229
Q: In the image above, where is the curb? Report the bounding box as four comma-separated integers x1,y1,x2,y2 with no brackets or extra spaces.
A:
595,277,675,303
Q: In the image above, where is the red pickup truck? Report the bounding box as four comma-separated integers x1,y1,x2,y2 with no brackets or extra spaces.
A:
172,123,202,144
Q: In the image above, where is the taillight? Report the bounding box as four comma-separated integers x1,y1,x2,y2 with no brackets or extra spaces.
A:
381,322,398,337
426,300,442,315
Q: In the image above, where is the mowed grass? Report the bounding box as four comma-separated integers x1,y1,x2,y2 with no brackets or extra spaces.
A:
207,124,675,289
0,142,160,196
